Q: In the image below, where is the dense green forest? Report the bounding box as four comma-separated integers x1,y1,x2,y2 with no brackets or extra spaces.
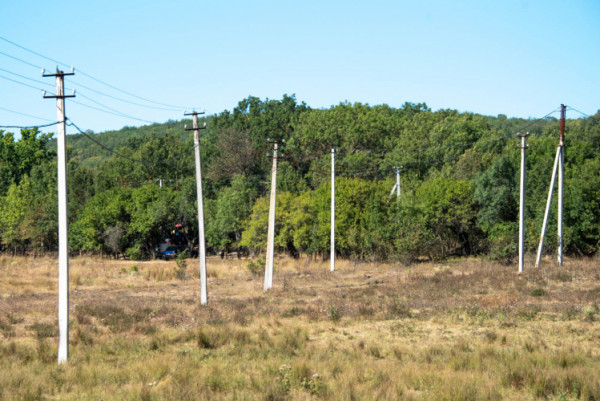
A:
1,95,599,262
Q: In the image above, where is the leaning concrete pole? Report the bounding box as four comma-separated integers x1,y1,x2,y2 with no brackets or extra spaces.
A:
264,142,278,290
535,146,561,267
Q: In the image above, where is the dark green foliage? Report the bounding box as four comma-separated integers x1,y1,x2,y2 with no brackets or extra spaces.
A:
28,322,57,339
1,97,599,261
246,259,264,276
175,250,188,280
0,128,54,194
531,288,547,297
474,156,519,261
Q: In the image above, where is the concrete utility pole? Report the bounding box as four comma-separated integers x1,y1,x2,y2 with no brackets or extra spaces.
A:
389,167,402,199
330,148,335,272
264,141,278,290
395,167,401,200
557,104,566,266
518,133,528,274
535,105,566,268
43,68,75,364
185,111,207,304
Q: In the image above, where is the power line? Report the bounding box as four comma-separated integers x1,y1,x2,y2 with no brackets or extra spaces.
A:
241,108,565,186
0,120,61,129
79,70,189,110
75,92,157,124
70,98,156,124
0,36,65,68
0,35,193,110
69,79,181,111
0,67,55,88
0,73,46,92
75,70,189,110
68,119,198,165
0,50,43,70
0,106,55,123
286,108,562,168
567,106,592,119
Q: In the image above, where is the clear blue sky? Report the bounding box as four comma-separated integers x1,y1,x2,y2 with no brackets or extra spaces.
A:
1,0,599,134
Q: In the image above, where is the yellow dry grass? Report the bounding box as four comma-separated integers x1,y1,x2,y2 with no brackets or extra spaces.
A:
0,254,599,400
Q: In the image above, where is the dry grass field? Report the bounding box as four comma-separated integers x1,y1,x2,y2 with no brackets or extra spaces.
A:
0,254,599,400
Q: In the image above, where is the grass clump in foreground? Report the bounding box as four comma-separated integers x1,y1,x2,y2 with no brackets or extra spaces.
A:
0,256,599,400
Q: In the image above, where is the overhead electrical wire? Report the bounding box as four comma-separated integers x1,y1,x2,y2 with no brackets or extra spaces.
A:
0,68,176,129
0,35,194,111
567,106,592,119
0,106,54,123
70,99,156,124
0,50,43,70
0,36,64,68
0,61,179,125
75,92,157,124
0,42,579,187
69,79,181,111
285,108,562,175
0,67,54,88
75,70,189,110
0,73,47,92
68,119,198,165
0,120,61,129
285,108,562,169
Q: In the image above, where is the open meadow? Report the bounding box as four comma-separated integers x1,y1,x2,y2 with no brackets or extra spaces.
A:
0,255,599,400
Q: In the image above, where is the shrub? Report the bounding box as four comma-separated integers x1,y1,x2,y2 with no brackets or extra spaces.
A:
175,250,188,280
328,305,341,322
385,298,412,319
531,288,547,297
246,259,264,276
28,322,57,339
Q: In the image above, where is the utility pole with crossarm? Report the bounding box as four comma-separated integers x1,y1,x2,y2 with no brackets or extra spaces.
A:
43,67,75,364
185,111,208,304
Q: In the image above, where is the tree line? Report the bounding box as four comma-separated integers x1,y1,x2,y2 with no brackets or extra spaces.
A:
1,95,599,262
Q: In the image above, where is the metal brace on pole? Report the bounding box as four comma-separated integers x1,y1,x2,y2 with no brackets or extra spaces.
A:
43,68,75,364
185,111,207,304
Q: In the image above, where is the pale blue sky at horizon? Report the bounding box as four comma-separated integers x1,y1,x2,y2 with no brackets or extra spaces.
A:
1,0,598,134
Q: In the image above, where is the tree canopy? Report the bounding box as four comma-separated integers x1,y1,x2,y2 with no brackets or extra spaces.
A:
1,95,598,262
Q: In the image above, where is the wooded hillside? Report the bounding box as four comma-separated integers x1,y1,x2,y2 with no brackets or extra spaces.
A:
1,95,599,261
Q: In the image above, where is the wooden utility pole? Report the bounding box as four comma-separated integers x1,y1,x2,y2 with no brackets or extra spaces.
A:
264,141,278,290
185,111,207,304
43,68,75,364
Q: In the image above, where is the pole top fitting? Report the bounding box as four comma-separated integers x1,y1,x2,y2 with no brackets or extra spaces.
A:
559,104,566,146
